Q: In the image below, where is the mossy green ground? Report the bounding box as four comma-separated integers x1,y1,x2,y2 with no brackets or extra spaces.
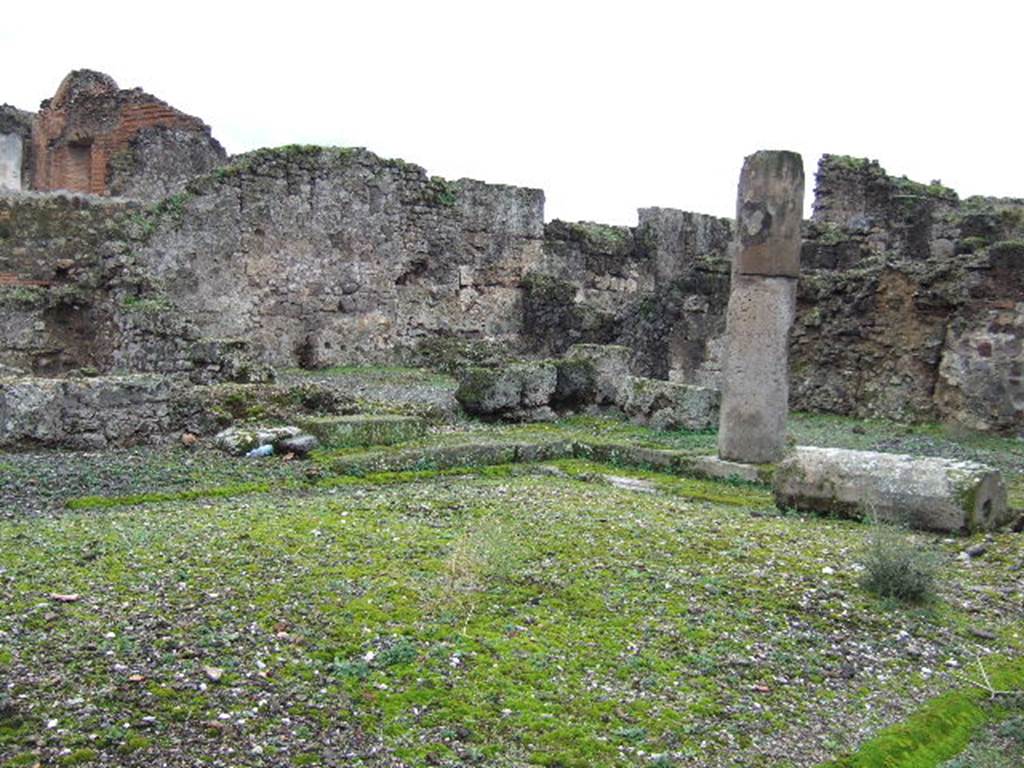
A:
2,394,1023,766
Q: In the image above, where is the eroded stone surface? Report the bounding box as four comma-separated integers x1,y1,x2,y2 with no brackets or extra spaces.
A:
564,344,631,405
718,276,797,462
773,446,1011,533
734,151,805,278
0,133,22,192
0,375,175,449
621,376,719,431
30,69,225,199
456,362,558,422
718,150,804,464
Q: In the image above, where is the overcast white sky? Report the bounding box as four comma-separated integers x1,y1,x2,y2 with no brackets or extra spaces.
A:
2,1,1021,223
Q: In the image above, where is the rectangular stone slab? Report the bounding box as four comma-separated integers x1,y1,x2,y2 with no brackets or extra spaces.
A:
0,133,23,191
772,446,1011,533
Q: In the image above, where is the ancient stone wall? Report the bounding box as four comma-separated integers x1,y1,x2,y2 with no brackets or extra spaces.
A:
0,105,33,192
527,209,733,384
134,146,545,369
29,70,225,200
2,71,1023,434
0,192,269,383
793,155,1024,431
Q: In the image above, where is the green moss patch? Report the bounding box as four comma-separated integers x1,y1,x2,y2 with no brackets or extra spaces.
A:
4,471,1022,766
296,414,426,449
821,659,1024,768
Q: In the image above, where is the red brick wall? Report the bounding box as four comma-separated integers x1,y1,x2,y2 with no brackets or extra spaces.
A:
31,95,208,196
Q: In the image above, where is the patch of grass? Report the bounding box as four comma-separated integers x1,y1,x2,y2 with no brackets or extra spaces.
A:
58,747,99,765
427,176,457,207
3,469,1023,766
65,481,273,510
0,285,47,307
120,293,171,314
822,659,1024,768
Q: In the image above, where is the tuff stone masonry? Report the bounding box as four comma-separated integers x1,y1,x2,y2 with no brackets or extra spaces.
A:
2,70,1024,436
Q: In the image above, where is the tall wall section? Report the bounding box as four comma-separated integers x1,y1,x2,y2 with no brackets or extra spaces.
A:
793,156,1024,432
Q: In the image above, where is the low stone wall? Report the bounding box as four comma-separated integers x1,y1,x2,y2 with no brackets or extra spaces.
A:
0,375,177,449
454,345,719,431
0,375,350,450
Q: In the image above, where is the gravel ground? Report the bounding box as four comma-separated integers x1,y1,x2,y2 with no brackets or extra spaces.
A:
1,474,1022,767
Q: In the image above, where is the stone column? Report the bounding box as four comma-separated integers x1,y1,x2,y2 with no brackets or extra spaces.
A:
717,150,804,464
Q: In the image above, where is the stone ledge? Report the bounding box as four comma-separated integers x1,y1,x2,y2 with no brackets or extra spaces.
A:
296,414,426,449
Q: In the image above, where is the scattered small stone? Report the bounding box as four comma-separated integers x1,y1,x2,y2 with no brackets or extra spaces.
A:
180,432,198,447
204,666,224,682
1012,513,1024,533
127,674,146,683
970,628,997,641
278,434,319,457
965,544,987,559
49,593,80,603
837,664,856,679
851,425,866,434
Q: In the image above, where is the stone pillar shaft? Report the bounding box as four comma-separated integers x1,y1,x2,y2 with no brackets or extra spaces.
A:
718,150,804,464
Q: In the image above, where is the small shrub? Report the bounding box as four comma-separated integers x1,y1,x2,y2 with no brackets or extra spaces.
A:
860,522,938,604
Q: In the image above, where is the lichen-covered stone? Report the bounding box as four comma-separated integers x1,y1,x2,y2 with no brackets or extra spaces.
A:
620,375,719,431
455,362,557,421
564,344,631,405
772,446,1011,533
0,374,175,449
553,357,597,408
295,414,426,449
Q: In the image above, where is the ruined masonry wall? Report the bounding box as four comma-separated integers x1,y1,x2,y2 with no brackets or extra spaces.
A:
1,138,1023,432
29,70,225,200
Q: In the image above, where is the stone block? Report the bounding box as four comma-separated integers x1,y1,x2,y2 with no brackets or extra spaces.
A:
734,150,804,278
455,362,557,420
214,425,302,455
0,133,23,192
621,375,719,431
0,377,65,445
717,276,796,463
691,456,765,484
564,344,631,405
772,446,1011,533
553,357,596,408
296,414,426,449
0,375,174,449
